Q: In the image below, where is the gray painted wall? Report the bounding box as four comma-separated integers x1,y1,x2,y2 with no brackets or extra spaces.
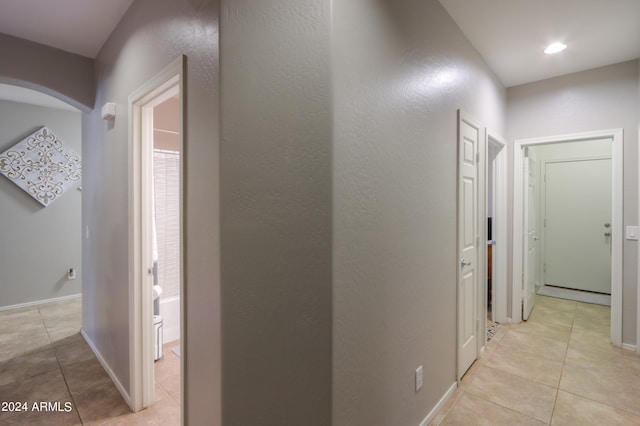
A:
81,0,221,424
220,1,332,424
87,0,506,423
24,0,634,424
0,33,94,110
507,60,640,345
333,1,505,424
0,99,82,308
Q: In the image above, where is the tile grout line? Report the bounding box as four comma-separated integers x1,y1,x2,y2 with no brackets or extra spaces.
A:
42,306,85,425
549,301,577,425
460,326,556,424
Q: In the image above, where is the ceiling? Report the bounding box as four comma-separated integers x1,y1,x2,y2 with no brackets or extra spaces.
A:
439,0,640,87
0,0,638,102
0,0,134,58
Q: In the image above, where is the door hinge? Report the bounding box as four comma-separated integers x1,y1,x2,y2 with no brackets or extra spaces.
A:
544,218,547,227
476,152,480,164
544,263,547,273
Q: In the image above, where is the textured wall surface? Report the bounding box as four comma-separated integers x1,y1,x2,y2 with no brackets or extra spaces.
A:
0,33,94,110
507,60,640,345
332,1,506,424
0,100,82,308
82,0,221,423
220,0,333,424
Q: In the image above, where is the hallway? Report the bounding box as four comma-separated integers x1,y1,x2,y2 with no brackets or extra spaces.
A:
0,298,180,425
432,295,640,425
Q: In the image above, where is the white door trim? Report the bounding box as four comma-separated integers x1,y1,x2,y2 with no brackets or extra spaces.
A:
128,56,185,412
637,123,640,355
487,130,508,324
512,129,623,347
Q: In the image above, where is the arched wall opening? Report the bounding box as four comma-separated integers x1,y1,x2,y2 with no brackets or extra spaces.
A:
0,83,84,311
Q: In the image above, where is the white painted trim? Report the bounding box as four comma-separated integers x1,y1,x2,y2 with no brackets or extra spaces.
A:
622,343,637,352
0,293,81,312
478,125,487,357
512,129,623,348
487,130,508,324
638,122,640,356
81,329,132,409
419,382,458,426
128,56,185,413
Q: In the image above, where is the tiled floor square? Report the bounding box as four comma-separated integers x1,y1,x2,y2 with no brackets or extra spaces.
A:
435,295,640,425
0,298,181,425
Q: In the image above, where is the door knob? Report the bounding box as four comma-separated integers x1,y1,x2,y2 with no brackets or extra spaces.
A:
460,258,471,267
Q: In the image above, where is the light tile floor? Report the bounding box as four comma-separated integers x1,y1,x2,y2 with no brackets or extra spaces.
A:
431,295,640,425
0,298,180,425
3,296,638,425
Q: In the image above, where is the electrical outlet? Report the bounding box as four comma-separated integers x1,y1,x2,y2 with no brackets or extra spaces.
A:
67,268,76,280
415,365,423,392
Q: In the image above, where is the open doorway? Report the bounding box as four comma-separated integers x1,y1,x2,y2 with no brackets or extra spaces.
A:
485,130,507,330
150,90,182,410
129,57,184,412
513,129,623,347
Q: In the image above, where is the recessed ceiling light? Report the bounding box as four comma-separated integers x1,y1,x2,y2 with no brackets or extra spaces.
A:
544,42,567,54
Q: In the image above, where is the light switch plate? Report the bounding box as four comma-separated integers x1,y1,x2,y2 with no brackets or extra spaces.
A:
626,226,638,241
415,365,423,392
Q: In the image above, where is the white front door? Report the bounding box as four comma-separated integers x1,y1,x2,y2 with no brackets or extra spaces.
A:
522,156,538,320
544,158,612,294
458,111,481,379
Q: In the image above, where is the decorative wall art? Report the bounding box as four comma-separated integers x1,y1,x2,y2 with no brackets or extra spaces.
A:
0,126,81,207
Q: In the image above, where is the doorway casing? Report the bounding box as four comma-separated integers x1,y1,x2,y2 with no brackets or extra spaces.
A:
512,129,623,347
128,56,185,412
486,130,508,325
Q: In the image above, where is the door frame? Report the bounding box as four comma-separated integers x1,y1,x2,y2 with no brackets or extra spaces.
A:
521,154,538,320
486,130,508,325
128,56,185,411
512,129,623,347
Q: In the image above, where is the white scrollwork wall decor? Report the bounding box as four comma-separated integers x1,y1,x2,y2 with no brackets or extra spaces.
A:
0,126,81,207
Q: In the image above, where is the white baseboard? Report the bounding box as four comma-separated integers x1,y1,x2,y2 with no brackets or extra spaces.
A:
0,293,81,312
622,343,637,352
419,381,457,426
80,329,133,411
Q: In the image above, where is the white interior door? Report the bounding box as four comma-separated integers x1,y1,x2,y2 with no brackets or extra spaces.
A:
458,112,480,379
522,156,538,320
544,158,612,293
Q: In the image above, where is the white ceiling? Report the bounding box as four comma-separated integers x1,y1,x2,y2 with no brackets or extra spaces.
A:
0,0,133,109
439,0,640,87
0,0,134,58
